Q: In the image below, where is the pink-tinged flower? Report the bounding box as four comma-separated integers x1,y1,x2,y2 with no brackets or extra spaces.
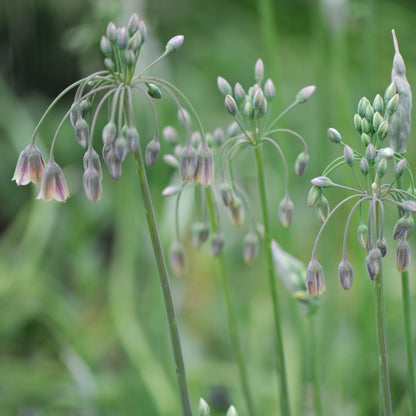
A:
194,144,214,187
12,143,45,185
306,259,326,297
83,167,102,203
36,160,69,202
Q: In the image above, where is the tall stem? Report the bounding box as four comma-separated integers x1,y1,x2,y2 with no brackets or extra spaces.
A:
133,147,193,416
401,270,416,415
307,316,323,416
205,187,257,416
254,145,291,415
375,266,393,416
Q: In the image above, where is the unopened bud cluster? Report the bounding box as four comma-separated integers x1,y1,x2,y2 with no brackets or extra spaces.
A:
307,31,414,295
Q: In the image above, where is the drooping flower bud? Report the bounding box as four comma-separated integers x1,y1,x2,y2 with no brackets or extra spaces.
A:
169,241,187,277
162,126,179,144
145,139,161,167
305,259,326,297
327,127,342,144
147,83,162,99
194,144,214,186
75,118,89,148
357,223,368,251
296,85,316,103
115,135,129,162
102,122,117,147
315,195,329,222
243,231,259,265
396,238,411,272
338,258,353,290
165,35,184,53
279,196,295,228
294,152,309,176
177,108,191,128
103,147,122,179
179,144,198,181
307,185,321,207
377,237,388,257
220,183,235,207
36,160,70,202
12,143,45,186
217,76,232,96
393,215,412,239
211,232,225,257
127,126,139,153
83,147,102,179
190,222,210,249
228,197,245,227
83,167,102,203
365,247,382,281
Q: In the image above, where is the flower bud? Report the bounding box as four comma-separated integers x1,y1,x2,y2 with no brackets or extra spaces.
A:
127,13,140,36
254,58,264,83
307,185,321,207
360,133,370,147
294,152,309,176
373,94,384,113
296,85,316,103
12,143,45,186
380,147,394,159
233,82,246,102
264,78,276,100
229,197,245,227
100,36,112,56
377,120,389,139
126,126,139,153
213,127,224,146
117,26,129,49
198,398,210,416
125,50,136,66
220,183,235,207
36,160,70,202
396,238,411,272
353,114,362,132
191,222,210,249
365,105,374,122
393,215,412,239
377,237,388,257
343,145,354,166
366,143,376,162
162,126,179,144
401,201,416,213
310,176,333,188
327,127,342,144
165,35,184,53
194,144,214,186
103,147,122,179
227,405,238,416
102,122,117,147
243,100,254,118
360,157,369,175
129,32,142,52
115,135,129,162
376,158,387,177
386,93,400,114
384,82,397,103
361,118,371,134
169,241,187,277
104,58,115,73
75,118,89,148
217,76,232,96
106,22,117,42
143,139,160,167
147,83,162,99
357,97,370,117
279,196,294,228
394,158,407,178
365,248,382,281
372,111,383,131
83,167,102,203
138,21,147,42
315,195,329,222
179,144,198,181
227,121,240,138
83,148,102,179
338,258,353,290
357,223,368,251
306,259,326,297
162,185,180,197
211,232,225,257
177,108,191,128
243,231,259,265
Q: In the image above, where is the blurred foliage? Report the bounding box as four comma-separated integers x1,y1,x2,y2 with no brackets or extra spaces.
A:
1,0,416,415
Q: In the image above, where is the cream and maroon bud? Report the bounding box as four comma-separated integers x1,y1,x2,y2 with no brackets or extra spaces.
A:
117,26,129,49
83,148,102,179
74,118,89,148
315,194,329,222
145,139,161,167
83,167,102,203
295,152,309,176
279,196,294,228
127,13,140,36
396,238,411,272
12,143,45,186
234,82,246,102
127,126,139,153
106,22,117,42
225,94,238,116
338,258,353,290
243,231,259,265
306,259,326,297
179,144,198,181
377,237,388,257
104,147,122,179
36,160,70,202
365,247,382,281
307,185,321,207
102,122,117,146
115,135,129,162
327,127,342,144
194,144,214,187
357,223,368,251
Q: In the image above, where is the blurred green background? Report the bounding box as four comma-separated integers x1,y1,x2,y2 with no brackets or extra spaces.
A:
1,0,416,415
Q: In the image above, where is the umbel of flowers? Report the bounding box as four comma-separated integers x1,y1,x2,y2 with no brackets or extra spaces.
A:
11,13,205,204
306,30,412,297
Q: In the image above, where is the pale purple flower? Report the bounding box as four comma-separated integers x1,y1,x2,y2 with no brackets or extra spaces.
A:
12,143,45,186
36,160,69,202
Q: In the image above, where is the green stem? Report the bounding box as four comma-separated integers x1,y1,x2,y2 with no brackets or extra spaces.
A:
375,266,393,416
254,145,291,415
401,271,416,415
205,187,257,416
133,146,193,416
307,316,323,416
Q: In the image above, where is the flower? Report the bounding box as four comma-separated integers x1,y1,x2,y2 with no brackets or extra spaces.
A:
12,143,45,186
306,259,326,297
36,160,69,202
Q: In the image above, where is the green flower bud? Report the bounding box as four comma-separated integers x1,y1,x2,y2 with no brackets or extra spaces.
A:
217,76,232,96
361,117,371,134
338,258,353,290
296,85,316,103
396,238,411,272
307,185,321,207
360,157,369,175
343,145,354,166
198,398,210,416
366,143,376,162
106,22,117,42
327,127,342,144
243,100,254,118
372,111,383,132
165,35,184,53
225,94,238,116
384,82,397,103
255,58,264,83
377,120,389,139
147,83,162,99
315,195,329,222
128,32,142,52
104,58,115,72
243,231,259,264
361,133,371,147
234,82,246,102
394,158,407,178
127,13,140,36
365,105,374,122
353,114,362,132
125,49,136,67
264,78,276,100
357,223,368,251
310,176,333,188
357,97,370,117
380,147,394,159
306,259,326,297
386,93,400,114
365,247,382,281
295,152,309,176
373,94,384,113
279,196,295,228
100,36,112,56
376,158,387,177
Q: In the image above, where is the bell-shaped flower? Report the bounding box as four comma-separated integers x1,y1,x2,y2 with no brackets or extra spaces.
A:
12,143,45,186
83,167,102,203
194,144,214,187
36,159,69,202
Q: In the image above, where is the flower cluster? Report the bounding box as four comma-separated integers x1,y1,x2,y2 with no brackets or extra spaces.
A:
12,13,187,203
306,30,413,296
